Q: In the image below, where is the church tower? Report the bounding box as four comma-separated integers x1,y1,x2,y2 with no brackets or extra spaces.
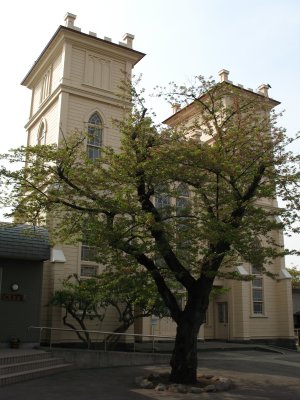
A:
22,13,145,153
21,13,145,337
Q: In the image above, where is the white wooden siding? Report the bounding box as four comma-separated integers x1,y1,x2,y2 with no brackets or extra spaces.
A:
52,51,63,90
70,47,85,85
32,80,43,115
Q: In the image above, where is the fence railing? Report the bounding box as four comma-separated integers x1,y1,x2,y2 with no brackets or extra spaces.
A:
28,325,193,353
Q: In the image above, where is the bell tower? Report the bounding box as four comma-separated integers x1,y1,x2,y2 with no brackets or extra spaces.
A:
21,12,145,151
21,13,145,333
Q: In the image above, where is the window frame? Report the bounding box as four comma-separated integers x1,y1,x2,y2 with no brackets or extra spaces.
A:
86,112,102,160
81,244,98,262
217,302,228,323
37,120,47,145
251,266,265,316
80,264,98,278
80,241,99,278
40,67,52,104
176,183,190,217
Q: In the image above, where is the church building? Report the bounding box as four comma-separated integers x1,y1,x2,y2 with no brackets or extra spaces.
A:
19,13,295,348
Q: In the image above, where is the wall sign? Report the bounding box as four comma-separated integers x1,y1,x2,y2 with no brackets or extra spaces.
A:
1,293,24,302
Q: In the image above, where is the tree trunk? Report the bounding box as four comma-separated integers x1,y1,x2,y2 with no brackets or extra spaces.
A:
169,275,213,385
105,320,132,349
169,280,212,385
170,316,201,384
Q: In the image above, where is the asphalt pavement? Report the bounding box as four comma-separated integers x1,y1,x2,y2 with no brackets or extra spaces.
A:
0,348,299,399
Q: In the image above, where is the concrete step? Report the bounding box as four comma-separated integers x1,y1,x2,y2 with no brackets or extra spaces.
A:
0,357,67,375
0,363,72,386
0,350,73,386
0,351,51,366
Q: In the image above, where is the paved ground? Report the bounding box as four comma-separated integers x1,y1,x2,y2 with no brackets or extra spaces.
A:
0,348,299,399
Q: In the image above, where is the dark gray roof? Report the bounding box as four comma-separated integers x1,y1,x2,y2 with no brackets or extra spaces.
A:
0,223,50,261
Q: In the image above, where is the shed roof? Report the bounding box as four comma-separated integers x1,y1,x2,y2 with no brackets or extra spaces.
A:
0,223,50,261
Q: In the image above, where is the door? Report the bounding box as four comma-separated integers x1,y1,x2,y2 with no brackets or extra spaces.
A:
215,302,229,340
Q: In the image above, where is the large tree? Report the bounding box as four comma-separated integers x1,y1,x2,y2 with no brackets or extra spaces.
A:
1,77,299,383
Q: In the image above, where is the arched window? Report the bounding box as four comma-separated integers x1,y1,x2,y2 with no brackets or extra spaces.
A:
87,112,102,160
251,265,264,315
37,120,47,145
176,183,191,254
155,184,171,210
176,183,190,216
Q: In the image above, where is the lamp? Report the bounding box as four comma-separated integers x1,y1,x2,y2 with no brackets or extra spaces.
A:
10,283,19,292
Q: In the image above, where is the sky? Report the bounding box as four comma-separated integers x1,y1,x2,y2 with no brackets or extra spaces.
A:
0,0,299,267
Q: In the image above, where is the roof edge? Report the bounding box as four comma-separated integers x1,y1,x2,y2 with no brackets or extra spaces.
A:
21,25,146,86
163,81,280,125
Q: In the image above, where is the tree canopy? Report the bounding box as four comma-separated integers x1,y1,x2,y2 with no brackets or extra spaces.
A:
1,76,299,383
287,266,300,288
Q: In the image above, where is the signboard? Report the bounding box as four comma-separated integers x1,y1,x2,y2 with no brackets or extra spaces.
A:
1,293,24,302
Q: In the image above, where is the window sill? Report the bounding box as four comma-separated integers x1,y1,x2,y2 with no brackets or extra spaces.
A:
81,260,99,265
250,315,268,318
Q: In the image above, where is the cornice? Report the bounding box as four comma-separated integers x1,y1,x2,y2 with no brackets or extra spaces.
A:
25,83,131,130
60,83,131,108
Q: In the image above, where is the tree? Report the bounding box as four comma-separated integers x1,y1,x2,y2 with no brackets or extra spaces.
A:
1,77,300,384
49,274,105,347
94,265,169,347
287,267,300,288
50,267,168,348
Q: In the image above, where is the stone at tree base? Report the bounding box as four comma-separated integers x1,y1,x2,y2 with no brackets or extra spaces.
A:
189,386,204,393
139,379,154,389
203,384,216,392
155,383,167,391
168,384,179,392
135,371,234,393
177,384,188,393
148,372,160,380
215,382,229,391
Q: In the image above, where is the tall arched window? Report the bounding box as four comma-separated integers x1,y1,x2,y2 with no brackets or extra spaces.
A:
37,120,47,145
87,112,102,160
176,183,190,216
155,184,171,211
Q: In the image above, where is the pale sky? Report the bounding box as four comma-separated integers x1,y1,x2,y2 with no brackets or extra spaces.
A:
1,0,299,267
